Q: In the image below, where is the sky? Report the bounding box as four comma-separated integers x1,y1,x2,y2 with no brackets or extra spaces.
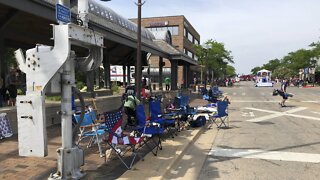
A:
99,0,320,74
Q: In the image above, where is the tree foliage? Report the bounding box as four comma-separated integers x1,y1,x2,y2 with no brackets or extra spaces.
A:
250,42,320,79
194,39,234,79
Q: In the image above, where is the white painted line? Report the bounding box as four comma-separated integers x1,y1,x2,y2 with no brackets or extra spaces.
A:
245,107,279,114
241,93,246,96
233,100,280,103
311,111,320,115
302,101,320,103
284,107,307,114
286,114,320,121
249,112,255,117
247,113,283,122
232,92,237,95
209,148,320,163
245,107,308,122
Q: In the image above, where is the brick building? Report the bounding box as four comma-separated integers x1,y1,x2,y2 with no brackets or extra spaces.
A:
130,15,200,88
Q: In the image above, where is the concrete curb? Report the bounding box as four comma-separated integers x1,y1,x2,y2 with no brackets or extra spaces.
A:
118,126,206,180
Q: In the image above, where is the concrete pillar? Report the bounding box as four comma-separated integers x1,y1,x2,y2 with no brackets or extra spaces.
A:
122,64,126,87
158,57,163,91
103,53,111,89
86,70,94,92
127,64,130,86
95,68,100,88
185,64,191,88
0,37,4,78
183,64,187,89
170,59,178,90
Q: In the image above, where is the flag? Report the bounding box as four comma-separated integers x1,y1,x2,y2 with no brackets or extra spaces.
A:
0,113,13,139
103,109,142,145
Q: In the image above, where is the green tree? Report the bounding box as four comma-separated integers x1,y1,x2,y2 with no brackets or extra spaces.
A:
226,65,236,77
194,39,234,79
251,66,262,75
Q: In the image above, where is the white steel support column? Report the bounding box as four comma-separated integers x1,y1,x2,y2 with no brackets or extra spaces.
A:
61,59,72,149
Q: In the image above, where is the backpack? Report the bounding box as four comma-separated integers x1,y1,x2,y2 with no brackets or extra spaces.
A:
190,115,206,127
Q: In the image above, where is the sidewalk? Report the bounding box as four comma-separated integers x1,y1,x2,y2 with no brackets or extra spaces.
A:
0,95,211,179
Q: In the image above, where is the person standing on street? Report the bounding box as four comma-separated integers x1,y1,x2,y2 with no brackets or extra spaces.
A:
279,79,288,107
165,77,170,91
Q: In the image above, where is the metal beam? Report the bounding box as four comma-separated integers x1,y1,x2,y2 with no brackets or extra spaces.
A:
0,9,19,31
159,57,163,91
0,0,56,21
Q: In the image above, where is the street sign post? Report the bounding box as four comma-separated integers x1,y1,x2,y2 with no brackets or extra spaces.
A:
56,3,71,24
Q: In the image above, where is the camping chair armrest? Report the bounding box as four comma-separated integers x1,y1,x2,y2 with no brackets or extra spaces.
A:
80,124,100,128
94,119,105,123
146,122,161,127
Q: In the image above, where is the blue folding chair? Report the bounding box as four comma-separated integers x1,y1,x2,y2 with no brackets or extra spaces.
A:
135,104,164,156
149,99,178,136
209,101,229,128
73,111,107,157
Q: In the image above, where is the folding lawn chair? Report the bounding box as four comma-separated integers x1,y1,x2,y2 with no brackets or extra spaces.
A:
73,111,107,157
149,99,178,136
103,108,144,169
135,104,165,156
209,100,229,128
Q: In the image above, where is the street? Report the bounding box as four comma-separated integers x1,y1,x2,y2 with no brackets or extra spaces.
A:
199,81,320,179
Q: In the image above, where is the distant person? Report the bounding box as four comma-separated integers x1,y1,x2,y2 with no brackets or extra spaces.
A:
165,77,170,91
123,91,140,126
5,68,18,106
0,76,4,107
278,79,288,107
142,77,147,88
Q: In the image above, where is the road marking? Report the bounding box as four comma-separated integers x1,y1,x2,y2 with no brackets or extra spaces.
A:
311,111,320,115
302,101,320,103
209,148,320,163
244,107,320,122
232,92,237,95
232,100,280,103
241,93,246,96
241,112,255,117
245,107,280,114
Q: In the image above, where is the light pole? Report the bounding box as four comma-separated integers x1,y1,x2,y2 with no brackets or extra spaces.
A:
203,48,208,88
135,0,145,100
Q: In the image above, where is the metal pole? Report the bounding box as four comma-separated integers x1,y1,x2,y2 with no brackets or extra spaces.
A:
159,57,163,90
204,51,208,88
58,0,72,153
135,0,143,100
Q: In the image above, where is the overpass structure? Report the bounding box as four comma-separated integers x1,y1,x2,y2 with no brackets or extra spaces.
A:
0,0,198,91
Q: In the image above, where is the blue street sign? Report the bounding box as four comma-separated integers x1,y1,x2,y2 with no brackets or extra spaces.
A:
56,3,71,23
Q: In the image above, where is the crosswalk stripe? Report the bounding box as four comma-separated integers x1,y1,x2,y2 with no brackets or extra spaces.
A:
209,148,320,163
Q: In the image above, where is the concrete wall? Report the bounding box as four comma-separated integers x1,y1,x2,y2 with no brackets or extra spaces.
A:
2,95,123,135
2,90,191,135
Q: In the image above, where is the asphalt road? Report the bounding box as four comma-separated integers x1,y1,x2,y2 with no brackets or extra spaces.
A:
199,81,320,180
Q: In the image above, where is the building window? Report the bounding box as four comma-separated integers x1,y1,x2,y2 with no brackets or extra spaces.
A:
146,26,179,36
171,26,179,35
184,48,188,55
188,32,193,42
194,55,198,61
184,27,187,37
187,51,193,58
194,39,199,45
